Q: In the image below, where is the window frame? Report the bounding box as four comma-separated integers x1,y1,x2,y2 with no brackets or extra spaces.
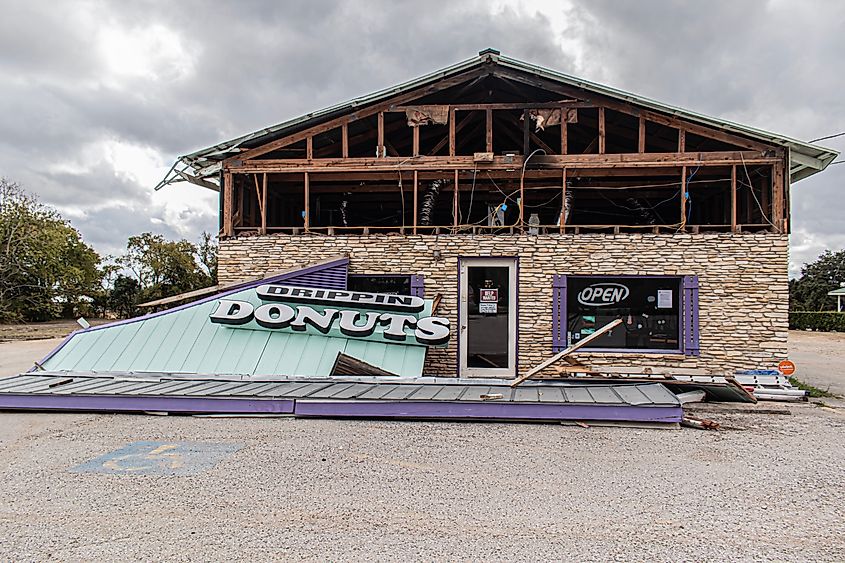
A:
553,274,699,356
347,273,425,297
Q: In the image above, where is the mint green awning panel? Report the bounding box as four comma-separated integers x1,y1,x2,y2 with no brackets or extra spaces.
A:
40,276,431,379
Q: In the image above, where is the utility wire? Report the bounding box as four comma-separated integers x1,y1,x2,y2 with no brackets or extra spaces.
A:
810,132,845,143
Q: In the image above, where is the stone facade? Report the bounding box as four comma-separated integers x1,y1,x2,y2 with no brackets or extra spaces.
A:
219,233,788,376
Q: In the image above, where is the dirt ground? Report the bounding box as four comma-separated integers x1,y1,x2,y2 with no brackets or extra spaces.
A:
788,330,845,396
0,318,110,343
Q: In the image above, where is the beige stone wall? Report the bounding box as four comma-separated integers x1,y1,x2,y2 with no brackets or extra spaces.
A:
219,233,788,375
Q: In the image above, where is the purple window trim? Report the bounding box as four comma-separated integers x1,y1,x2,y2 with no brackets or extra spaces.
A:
30,257,350,372
347,273,425,298
410,274,425,298
552,274,700,357
457,256,519,377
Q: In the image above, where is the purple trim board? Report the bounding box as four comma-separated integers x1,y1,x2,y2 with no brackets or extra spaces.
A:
0,394,680,423
30,257,350,372
0,394,296,415
294,400,682,423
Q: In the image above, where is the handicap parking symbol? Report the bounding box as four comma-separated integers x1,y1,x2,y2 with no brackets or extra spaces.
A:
72,441,243,475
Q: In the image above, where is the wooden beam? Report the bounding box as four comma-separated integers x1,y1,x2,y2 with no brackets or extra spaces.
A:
560,111,568,155
229,68,488,163
306,136,313,160
341,122,349,158
486,109,493,152
453,169,459,228
598,107,606,154
511,319,623,386
560,167,567,233
522,110,530,155
303,172,310,232
231,151,780,174
222,172,233,236
491,67,775,152
261,172,267,234
731,164,737,233
448,107,456,157
678,128,686,153
428,111,473,156
390,101,587,111
413,170,418,234
377,112,384,157
638,116,646,153
680,165,687,229
413,125,420,157
773,159,785,232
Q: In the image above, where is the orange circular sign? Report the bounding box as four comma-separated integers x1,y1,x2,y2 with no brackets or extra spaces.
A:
778,360,796,376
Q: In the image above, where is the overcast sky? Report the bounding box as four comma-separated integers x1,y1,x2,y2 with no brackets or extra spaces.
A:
0,0,842,276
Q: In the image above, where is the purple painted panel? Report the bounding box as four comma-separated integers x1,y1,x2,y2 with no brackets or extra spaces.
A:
410,274,425,298
683,275,700,356
32,258,350,371
0,394,295,414
294,400,682,423
552,275,567,352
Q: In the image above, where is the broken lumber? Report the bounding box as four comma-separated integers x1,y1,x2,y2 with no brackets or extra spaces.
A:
511,318,623,387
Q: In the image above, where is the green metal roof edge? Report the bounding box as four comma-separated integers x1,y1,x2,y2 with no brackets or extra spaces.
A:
174,50,838,183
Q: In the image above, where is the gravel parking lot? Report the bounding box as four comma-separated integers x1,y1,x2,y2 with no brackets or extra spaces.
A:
0,402,843,561
1,333,844,560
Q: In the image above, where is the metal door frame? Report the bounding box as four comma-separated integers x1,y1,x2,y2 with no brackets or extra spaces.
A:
458,257,518,378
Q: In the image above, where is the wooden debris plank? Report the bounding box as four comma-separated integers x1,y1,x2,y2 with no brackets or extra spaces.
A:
511,318,623,387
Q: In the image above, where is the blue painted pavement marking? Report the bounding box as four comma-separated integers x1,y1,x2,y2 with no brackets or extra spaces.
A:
71,441,243,475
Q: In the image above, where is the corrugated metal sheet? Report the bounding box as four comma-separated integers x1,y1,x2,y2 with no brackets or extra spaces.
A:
0,374,679,405
36,259,430,378
0,373,684,422
166,51,837,188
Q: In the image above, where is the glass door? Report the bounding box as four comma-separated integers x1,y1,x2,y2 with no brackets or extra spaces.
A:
459,258,517,377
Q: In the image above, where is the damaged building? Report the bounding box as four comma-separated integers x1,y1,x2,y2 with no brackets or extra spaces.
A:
156,49,838,378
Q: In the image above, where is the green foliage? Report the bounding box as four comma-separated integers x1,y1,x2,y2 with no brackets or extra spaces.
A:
789,311,845,332
119,231,217,306
0,179,103,322
108,275,141,318
790,249,845,311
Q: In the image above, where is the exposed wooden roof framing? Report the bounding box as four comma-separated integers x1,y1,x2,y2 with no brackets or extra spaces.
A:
158,49,838,191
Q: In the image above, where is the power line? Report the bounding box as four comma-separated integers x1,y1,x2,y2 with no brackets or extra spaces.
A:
810,132,845,143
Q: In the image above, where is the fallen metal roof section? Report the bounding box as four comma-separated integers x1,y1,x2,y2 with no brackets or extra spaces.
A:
0,373,682,423
29,257,432,379
159,49,838,191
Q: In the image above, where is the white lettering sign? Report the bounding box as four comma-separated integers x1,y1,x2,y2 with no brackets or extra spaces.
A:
255,285,425,313
577,283,630,307
209,292,450,347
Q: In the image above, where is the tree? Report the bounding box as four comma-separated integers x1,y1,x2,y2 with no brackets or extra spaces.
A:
197,231,218,286
120,232,216,304
0,179,103,322
108,275,141,318
790,249,845,311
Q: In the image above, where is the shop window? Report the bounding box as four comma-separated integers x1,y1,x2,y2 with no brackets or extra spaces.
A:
348,274,425,297
552,275,699,355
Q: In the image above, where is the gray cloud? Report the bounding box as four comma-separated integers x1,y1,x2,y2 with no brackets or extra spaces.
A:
0,0,841,278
